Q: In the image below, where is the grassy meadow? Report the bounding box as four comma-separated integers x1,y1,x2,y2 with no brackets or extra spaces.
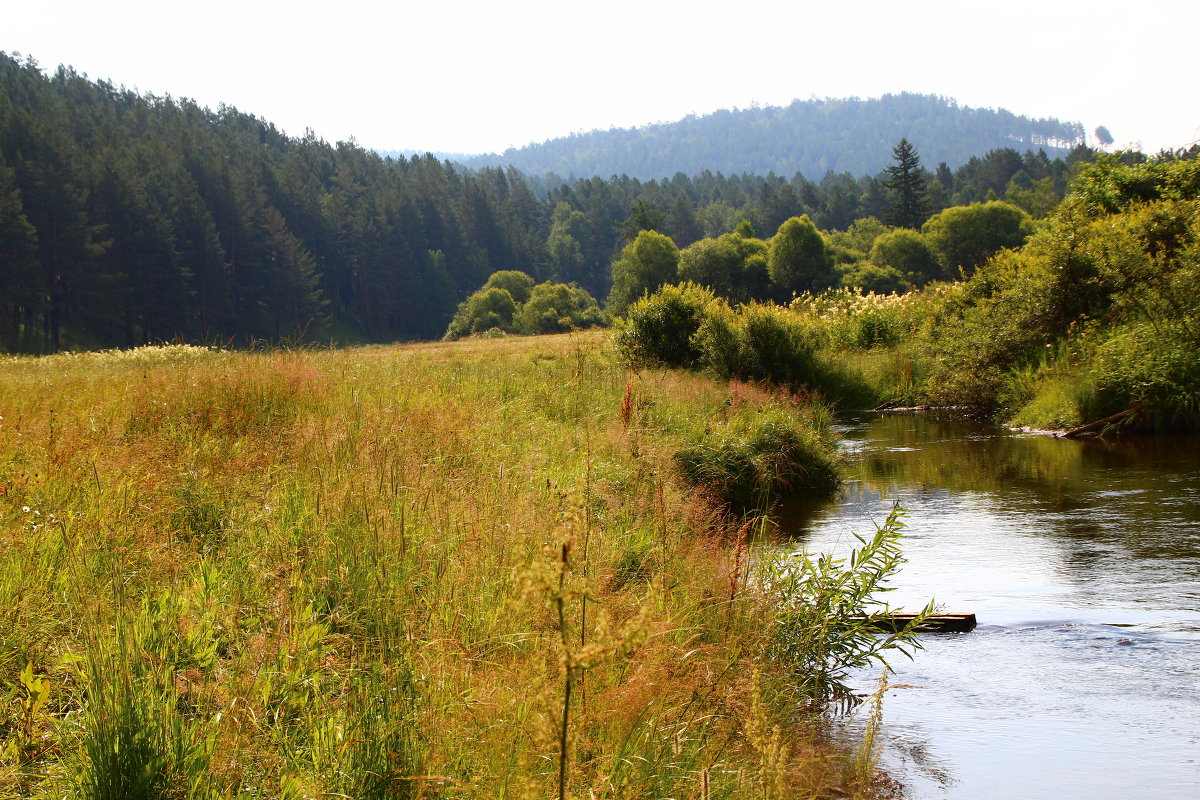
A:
0,332,894,799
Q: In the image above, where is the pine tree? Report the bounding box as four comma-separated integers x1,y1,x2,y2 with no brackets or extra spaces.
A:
882,139,931,229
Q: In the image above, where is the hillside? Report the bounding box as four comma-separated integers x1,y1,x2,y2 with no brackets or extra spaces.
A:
459,93,1086,180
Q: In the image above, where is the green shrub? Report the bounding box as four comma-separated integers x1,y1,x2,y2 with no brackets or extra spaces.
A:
736,304,818,386
614,282,717,368
674,409,838,511
838,262,909,295
761,506,932,706
693,303,817,387
482,270,536,304
867,228,940,286
513,282,606,335
922,201,1034,278
692,301,742,379
1092,319,1200,417
444,287,518,339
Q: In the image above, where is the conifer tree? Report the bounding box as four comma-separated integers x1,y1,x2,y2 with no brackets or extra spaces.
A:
882,138,931,229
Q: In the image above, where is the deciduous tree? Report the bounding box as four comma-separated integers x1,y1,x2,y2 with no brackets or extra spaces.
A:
607,230,680,315
767,216,835,294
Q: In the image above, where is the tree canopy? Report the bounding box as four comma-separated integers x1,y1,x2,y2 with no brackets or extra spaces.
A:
922,201,1035,277
607,230,680,315
767,216,836,294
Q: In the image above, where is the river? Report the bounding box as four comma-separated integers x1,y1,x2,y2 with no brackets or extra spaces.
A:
782,412,1200,799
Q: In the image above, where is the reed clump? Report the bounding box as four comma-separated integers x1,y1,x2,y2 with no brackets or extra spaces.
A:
0,332,892,798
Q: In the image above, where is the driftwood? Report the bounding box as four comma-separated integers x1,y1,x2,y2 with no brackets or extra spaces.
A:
1061,405,1142,439
861,612,977,633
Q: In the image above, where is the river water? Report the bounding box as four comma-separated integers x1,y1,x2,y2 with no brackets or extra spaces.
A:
781,412,1200,799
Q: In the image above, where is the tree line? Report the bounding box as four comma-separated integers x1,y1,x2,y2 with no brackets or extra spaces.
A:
4,52,1168,353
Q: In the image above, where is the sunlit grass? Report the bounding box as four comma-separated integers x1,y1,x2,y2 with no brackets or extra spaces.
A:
0,332,879,798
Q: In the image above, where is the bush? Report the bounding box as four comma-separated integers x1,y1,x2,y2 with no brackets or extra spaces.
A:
867,228,940,286
922,201,1034,277
736,304,818,386
839,262,909,295
692,301,741,378
1092,319,1200,417
614,282,717,368
674,408,838,511
678,233,772,303
482,270,536,304
761,507,932,705
692,303,817,387
444,287,518,339
513,282,606,335
607,230,680,316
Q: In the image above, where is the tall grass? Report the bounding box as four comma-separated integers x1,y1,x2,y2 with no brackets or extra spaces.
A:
0,333,894,799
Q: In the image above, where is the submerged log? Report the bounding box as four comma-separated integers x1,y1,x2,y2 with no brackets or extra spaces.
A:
865,612,977,633
1061,405,1142,439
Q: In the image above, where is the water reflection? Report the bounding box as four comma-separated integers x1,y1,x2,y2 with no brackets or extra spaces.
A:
783,412,1200,800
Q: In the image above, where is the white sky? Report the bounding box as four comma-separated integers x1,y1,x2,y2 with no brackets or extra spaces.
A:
5,1,1197,157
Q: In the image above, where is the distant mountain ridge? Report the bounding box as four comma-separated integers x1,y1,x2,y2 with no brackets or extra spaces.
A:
443,93,1086,181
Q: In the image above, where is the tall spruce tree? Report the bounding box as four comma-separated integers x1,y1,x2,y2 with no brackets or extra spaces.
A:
882,138,931,229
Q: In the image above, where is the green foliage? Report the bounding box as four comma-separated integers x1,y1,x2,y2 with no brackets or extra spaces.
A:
838,262,909,294
762,507,931,705
607,230,681,316
791,288,926,351
444,286,519,339
922,201,1035,277
767,216,835,294
690,302,742,379
1092,318,1200,418
620,197,667,242
674,407,838,511
868,228,940,285
694,304,818,386
1067,154,1200,215
677,233,771,303
482,270,536,304
736,304,816,385
827,216,890,265
1005,175,1061,218
445,271,605,339
919,158,1200,425
513,282,606,335
614,282,717,367
1007,375,1092,431
545,202,591,285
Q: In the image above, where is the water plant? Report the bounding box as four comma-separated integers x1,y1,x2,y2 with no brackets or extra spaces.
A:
760,506,932,706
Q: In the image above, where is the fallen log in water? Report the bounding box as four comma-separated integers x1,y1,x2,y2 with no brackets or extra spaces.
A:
1061,405,1142,439
864,612,977,633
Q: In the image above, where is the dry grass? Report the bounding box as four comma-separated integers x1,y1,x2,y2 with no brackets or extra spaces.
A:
0,331,880,799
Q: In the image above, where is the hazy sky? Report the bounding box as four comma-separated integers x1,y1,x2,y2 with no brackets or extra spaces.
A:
6,0,1197,156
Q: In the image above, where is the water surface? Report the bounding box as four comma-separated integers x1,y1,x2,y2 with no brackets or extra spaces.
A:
782,412,1200,799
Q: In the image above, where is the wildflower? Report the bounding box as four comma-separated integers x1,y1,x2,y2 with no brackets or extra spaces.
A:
22,505,30,513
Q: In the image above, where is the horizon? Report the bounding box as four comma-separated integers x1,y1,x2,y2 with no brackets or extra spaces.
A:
6,1,1198,156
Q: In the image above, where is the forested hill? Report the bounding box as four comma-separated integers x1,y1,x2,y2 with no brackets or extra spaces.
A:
0,53,1099,354
460,94,1086,180
0,53,554,352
